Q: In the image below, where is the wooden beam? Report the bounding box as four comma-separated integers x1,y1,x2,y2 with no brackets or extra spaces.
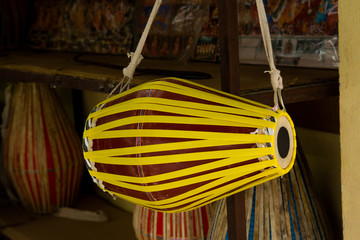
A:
241,81,340,106
218,0,241,95
218,1,247,240
226,192,247,240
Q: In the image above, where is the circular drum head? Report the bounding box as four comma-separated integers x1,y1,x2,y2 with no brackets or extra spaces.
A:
274,115,295,170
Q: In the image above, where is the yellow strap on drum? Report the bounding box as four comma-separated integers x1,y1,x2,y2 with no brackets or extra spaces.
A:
83,78,296,212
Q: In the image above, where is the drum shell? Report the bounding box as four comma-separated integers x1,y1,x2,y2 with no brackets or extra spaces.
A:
83,78,296,212
133,204,210,240
4,83,84,213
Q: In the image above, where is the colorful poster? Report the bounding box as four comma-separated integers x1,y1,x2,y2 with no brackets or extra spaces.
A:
238,0,339,68
28,0,135,55
192,0,220,62
137,0,209,61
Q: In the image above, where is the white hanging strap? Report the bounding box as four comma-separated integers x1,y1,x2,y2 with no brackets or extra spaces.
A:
255,0,285,111
123,0,162,80
108,0,163,98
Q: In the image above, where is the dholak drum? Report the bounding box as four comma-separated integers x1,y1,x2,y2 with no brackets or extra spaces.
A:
4,83,83,213
133,204,211,240
83,78,296,212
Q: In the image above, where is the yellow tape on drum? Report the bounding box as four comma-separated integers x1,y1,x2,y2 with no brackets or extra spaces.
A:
82,78,296,212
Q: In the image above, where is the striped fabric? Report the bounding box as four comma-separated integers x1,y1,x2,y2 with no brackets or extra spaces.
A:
83,78,296,212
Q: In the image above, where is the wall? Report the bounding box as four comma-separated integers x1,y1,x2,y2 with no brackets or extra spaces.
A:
339,1,360,239
82,90,108,116
287,96,342,238
296,127,341,238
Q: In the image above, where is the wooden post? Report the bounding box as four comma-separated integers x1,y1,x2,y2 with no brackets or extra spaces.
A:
218,1,247,240
218,0,241,96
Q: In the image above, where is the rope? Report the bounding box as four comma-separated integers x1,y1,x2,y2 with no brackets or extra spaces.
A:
108,0,163,98
255,0,285,111
109,0,285,111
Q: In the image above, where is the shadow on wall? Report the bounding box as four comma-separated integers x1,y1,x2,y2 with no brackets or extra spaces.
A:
288,96,342,239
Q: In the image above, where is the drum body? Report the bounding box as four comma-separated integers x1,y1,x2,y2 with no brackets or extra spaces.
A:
4,83,83,213
83,78,296,212
133,204,210,240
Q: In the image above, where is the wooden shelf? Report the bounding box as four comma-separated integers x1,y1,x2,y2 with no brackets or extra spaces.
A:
0,50,339,105
0,193,137,240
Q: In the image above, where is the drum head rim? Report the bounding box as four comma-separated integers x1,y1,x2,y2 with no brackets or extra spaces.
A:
274,114,296,170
